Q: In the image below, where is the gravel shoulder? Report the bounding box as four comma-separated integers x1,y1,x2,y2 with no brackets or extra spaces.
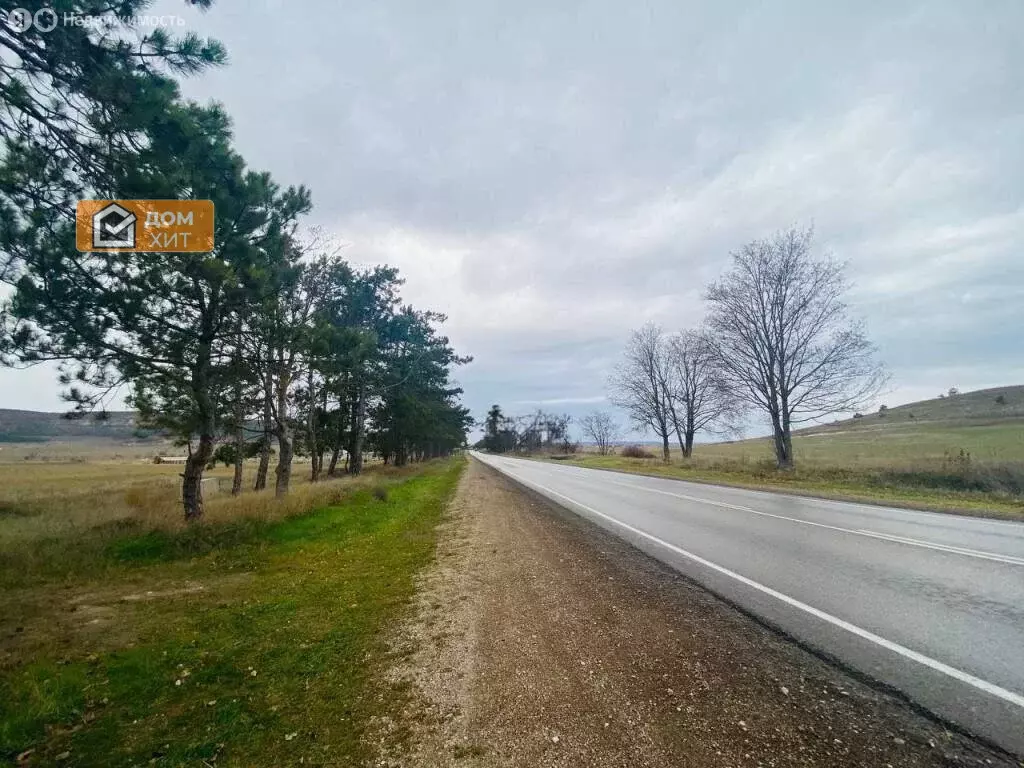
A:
376,458,1020,767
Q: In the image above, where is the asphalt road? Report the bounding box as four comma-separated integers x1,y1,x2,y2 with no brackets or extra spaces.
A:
470,452,1024,756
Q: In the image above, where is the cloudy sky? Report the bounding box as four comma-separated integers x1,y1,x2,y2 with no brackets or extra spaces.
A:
3,0,1022,438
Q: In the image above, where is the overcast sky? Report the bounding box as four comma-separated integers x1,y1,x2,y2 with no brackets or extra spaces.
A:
2,0,1022,439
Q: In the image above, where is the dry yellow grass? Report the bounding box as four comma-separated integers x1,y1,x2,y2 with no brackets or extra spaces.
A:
0,457,392,547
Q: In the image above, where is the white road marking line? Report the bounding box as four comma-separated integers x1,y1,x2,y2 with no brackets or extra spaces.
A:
476,456,1024,709
577,473,1024,567
851,529,1024,565
522,456,1024,531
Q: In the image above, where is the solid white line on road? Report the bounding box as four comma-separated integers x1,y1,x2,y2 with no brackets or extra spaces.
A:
577,472,1024,567
851,529,1024,565
478,457,1024,709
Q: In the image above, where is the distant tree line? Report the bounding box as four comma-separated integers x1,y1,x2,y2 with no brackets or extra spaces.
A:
0,2,471,520
609,227,887,469
477,405,576,454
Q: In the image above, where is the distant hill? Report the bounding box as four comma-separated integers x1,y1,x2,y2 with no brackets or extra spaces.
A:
692,385,1024,467
800,385,1024,435
0,410,160,443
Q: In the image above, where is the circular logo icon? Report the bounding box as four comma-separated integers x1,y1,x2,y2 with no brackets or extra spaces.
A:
33,7,58,32
7,8,33,32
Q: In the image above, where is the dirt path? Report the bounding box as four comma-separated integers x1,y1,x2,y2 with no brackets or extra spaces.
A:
377,459,1019,767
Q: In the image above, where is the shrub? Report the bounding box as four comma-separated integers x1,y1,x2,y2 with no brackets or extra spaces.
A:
620,444,655,459
852,413,864,419
943,448,972,472
995,394,1007,405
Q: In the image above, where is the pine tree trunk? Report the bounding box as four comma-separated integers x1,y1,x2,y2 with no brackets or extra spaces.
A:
182,434,214,521
275,430,293,497
231,425,244,496
347,383,366,475
327,397,345,476
274,374,293,497
184,315,217,520
308,370,320,483
255,367,272,491
255,437,270,491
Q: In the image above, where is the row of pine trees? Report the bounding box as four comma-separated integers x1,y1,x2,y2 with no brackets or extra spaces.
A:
0,2,472,519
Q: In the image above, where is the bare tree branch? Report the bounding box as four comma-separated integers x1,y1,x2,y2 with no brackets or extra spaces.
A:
664,328,740,457
579,410,619,455
607,323,674,462
705,227,887,468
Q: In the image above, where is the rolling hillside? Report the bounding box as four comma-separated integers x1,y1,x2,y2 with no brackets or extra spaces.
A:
0,410,157,443
703,385,1024,466
801,385,1024,434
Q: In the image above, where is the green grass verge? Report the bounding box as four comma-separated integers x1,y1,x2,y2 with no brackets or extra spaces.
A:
0,458,465,767
695,421,1024,467
549,454,1024,520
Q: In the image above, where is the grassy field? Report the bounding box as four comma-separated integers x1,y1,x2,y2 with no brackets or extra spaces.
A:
0,440,181,465
677,420,1024,467
0,457,465,766
0,457,377,555
561,387,1024,519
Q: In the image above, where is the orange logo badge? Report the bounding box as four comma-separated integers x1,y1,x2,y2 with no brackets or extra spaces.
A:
76,200,215,253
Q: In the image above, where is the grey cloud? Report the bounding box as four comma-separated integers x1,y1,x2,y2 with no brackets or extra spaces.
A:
4,1,1021,440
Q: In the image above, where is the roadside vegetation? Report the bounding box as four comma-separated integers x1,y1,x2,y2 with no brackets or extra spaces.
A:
0,457,465,765
0,2,471,523
0,8,475,763
0,456,384,584
557,388,1024,518
600,227,887,468
477,226,1021,518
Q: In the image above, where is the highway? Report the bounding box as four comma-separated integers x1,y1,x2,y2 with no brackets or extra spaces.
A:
470,452,1024,756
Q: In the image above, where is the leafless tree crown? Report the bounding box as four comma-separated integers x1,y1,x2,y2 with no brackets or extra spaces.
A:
579,410,619,455
664,329,738,457
608,323,674,461
704,227,886,466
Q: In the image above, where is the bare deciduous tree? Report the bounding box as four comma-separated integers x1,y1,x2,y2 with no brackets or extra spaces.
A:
514,410,573,453
664,329,736,458
705,227,886,469
608,324,674,462
579,410,619,455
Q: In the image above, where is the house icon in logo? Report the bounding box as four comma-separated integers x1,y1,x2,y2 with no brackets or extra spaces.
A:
92,202,137,249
